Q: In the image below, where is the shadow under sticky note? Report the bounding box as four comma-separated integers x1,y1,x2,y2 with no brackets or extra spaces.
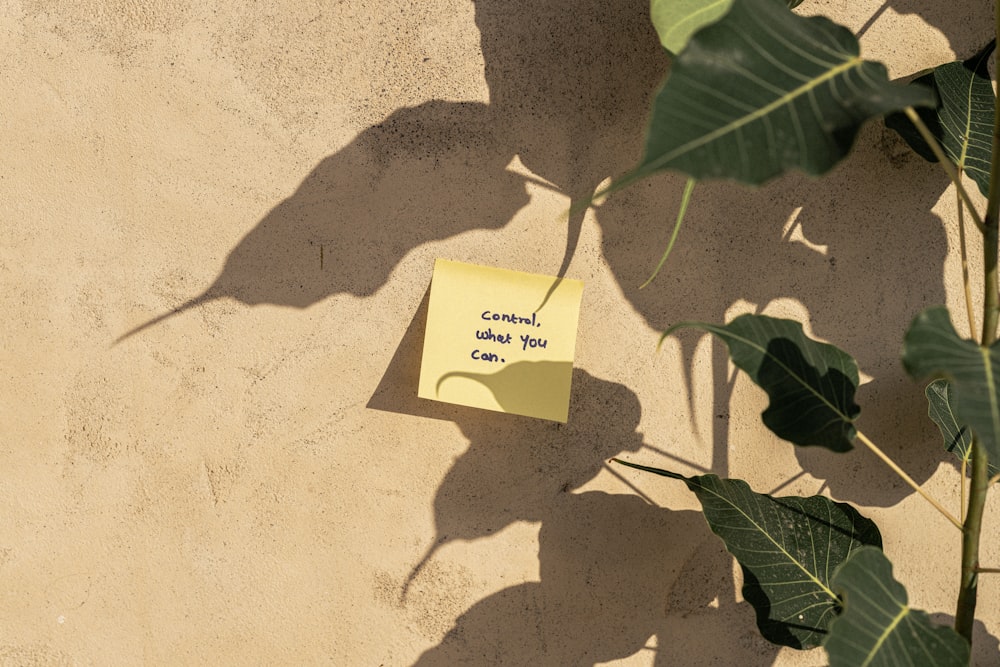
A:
418,259,584,422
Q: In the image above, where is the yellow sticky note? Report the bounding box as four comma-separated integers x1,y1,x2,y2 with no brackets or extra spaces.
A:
418,259,584,422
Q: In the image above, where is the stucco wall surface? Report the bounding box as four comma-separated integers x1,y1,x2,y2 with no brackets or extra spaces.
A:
3,0,1000,664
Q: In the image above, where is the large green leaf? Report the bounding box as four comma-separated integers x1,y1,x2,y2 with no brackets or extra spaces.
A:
926,379,1000,476
635,0,935,185
903,306,1000,468
885,41,995,197
824,547,970,666
664,314,861,451
613,460,882,649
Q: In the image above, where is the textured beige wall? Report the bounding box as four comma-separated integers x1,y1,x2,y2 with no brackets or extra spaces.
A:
3,0,1000,664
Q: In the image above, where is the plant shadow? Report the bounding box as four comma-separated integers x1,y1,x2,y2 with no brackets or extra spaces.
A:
406,368,783,666
595,120,954,506
371,300,782,664
117,0,666,342
121,0,958,512
119,0,985,662
884,0,994,59
930,614,1000,666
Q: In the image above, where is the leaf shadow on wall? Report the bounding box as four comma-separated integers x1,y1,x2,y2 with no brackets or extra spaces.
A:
116,0,666,342
119,0,984,660
404,371,783,667
369,304,781,665
877,0,994,59
115,0,954,512
930,615,1000,665
595,122,954,507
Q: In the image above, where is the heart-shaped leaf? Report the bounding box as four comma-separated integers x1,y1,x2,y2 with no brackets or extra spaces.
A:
635,0,935,185
824,547,970,666
665,314,861,451
926,379,1000,476
885,41,995,196
903,306,1000,469
613,459,882,649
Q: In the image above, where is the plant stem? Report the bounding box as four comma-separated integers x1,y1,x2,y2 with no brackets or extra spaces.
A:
982,198,1000,347
855,431,963,530
983,211,999,343
957,188,978,340
953,177,976,534
955,10,1000,645
961,458,968,524
956,439,989,643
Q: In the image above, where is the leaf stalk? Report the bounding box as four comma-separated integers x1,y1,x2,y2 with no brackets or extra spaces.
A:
956,188,978,341
855,431,963,530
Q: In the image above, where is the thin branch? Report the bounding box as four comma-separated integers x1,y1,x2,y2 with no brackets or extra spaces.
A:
603,462,658,505
957,186,978,341
856,431,963,530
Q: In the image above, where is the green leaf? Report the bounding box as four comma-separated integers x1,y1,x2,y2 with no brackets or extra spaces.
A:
664,314,860,451
613,459,882,649
650,0,806,54
903,307,1000,469
635,0,936,185
824,547,970,666
885,41,995,197
651,0,732,55
926,378,974,466
926,379,1000,476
